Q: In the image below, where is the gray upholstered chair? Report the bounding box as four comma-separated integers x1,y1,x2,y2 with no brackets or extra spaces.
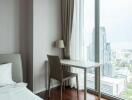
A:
47,55,79,100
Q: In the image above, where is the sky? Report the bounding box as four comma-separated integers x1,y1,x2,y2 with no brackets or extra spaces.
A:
100,0,132,49
84,0,132,49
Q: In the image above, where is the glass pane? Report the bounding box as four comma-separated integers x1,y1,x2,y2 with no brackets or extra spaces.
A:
100,0,132,99
84,0,95,90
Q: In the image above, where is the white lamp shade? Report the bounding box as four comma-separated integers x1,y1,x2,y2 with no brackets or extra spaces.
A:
55,40,65,48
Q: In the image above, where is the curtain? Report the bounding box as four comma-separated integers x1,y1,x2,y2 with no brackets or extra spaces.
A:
70,0,86,90
61,0,74,59
61,0,75,86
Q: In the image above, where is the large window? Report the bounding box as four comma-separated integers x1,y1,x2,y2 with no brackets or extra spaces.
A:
83,0,132,99
100,0,132,99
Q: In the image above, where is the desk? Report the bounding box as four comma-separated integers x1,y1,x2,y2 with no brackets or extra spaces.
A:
60,59,101,100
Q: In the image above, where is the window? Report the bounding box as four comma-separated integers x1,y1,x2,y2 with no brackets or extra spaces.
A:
100,0,132,99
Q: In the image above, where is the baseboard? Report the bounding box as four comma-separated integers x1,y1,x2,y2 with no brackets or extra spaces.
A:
34,83,60,94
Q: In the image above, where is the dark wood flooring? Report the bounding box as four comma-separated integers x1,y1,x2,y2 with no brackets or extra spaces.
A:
37,87,107,100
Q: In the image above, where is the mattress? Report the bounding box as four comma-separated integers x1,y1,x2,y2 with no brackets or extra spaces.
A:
0,83,43,100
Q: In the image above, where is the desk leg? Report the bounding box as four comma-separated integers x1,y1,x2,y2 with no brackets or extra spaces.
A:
84,69,87,100
95,67,101,100
98,67,101,100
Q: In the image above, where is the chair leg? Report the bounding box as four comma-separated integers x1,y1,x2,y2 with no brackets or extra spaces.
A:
63,81,65,91
48,77,51,97
60,82,63,100
76,75,79,99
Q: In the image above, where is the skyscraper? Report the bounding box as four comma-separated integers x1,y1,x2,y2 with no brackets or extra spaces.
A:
87,27,113,76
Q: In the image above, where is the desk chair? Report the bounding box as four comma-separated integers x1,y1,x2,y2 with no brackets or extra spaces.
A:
47,55,79,100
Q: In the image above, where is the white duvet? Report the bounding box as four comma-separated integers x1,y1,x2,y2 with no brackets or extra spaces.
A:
0,83,43,100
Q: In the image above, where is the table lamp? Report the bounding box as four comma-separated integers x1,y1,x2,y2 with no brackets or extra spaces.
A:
55,40,65,58
55,40,65,48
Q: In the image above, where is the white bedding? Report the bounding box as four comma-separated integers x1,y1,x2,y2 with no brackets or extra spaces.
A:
0,83,43,100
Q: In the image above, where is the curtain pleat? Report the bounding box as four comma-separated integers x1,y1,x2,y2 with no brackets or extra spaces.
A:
70,0,85,90
61,0,74,59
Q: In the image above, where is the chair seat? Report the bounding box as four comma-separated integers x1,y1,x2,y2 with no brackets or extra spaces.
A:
62,71,77,81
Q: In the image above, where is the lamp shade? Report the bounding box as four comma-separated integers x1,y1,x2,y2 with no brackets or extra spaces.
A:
55,40,65,48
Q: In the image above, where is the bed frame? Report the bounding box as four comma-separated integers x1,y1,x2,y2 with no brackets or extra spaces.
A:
0,54,23,82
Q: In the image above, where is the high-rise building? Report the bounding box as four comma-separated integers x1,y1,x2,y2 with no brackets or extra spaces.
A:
100,27,113,77
87,27,113,76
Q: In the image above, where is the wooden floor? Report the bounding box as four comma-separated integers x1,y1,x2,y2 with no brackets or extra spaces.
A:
37,87,107,100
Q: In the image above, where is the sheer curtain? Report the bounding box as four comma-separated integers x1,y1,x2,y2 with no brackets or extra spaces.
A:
70,0,86,90
70,0,95,90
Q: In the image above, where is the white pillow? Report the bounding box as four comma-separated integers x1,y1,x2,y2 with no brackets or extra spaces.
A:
0,63,15,87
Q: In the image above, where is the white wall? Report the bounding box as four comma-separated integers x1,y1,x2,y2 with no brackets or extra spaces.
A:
33,0,61,93
0,0,19,53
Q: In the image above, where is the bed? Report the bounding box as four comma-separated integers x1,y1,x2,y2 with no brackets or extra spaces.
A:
0,54,43,100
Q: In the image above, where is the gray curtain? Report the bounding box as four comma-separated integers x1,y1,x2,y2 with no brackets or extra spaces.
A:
61,0,74,59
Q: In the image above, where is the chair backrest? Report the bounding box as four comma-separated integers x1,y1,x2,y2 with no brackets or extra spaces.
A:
0,54,23,82
47,55,63,81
